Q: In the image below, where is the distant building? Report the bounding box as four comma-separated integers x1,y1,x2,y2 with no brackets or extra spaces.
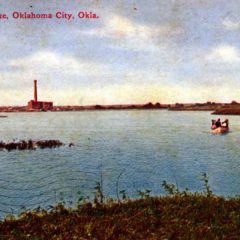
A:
28,80,53,110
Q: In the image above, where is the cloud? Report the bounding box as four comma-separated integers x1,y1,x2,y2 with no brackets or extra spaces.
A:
106,15,181,38
205,45,240,63
80,14,183,51
9,50,112,77
0,50,115,96
222,18,240,30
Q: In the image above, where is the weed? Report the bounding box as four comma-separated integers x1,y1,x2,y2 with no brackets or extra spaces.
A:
161,180,179,195
137,189,151,198
201,172,212,197
119,190,128,201
94,181,104,204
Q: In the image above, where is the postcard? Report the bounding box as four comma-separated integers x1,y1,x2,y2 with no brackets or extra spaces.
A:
0,1,240,239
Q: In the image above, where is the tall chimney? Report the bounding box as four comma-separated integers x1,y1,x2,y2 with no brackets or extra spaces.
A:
34,80,38,102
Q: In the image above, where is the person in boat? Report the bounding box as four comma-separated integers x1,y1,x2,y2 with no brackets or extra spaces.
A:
221,119,229,128
215,118,221,128
211,119,217,130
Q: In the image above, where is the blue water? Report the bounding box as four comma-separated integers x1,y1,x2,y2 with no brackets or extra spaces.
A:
0,110,240,217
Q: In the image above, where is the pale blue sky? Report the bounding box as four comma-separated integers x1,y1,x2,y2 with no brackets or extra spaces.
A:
1,0,240,105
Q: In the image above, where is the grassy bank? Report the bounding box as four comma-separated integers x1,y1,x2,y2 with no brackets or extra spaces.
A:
1,192,240,239
0,195,240,239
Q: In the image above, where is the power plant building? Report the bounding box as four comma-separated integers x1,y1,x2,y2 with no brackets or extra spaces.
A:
28,80,53,110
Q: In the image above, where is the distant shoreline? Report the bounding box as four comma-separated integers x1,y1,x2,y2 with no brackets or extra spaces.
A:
1,101,240,115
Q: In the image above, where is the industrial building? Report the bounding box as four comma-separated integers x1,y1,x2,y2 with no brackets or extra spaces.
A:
28,80,53,110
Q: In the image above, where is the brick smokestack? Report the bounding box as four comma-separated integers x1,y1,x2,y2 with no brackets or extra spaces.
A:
34,80,38,102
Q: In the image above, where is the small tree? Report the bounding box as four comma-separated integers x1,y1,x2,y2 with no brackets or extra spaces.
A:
231,100,238,105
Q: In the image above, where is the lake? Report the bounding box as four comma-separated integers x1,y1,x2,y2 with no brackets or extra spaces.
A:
0,110,240,217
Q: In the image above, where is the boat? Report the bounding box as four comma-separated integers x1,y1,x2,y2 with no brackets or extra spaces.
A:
211,119,229,134
211,126,229,134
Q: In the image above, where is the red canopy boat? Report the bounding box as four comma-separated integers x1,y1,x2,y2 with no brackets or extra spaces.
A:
211,119,229,134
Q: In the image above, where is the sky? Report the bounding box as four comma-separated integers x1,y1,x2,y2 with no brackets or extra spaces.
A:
1,0,240,105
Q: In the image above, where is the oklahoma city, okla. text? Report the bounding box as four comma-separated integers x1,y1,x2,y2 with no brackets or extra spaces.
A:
0,11,99,20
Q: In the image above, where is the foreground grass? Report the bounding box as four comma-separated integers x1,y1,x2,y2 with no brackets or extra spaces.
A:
0,194,240,239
